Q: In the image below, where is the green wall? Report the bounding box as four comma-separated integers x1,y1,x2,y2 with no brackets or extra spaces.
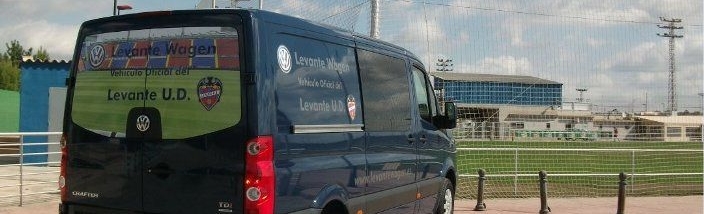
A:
0,89,19,132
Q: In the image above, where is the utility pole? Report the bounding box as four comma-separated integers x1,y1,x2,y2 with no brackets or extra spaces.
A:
657,17,683,113
644,92,648,112
370,0,380,39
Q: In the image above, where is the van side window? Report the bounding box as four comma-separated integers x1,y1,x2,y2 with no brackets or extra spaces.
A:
274,35,363,128
358,49,411,132
411,66,437,123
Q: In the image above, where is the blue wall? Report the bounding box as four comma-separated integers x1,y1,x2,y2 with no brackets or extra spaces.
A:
439,81,562,106
19,60,70,164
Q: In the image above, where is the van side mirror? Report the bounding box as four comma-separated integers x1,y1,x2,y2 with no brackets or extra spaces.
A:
434,102,457,129
444,102,457,129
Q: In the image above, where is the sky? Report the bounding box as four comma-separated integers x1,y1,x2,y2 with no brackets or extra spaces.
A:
0,0,701,112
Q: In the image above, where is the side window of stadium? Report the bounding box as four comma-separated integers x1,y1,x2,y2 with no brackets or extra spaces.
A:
358,49,411,132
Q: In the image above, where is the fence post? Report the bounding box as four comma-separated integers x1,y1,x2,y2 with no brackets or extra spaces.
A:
617,172,628,214
631,150,635,193
19,134,24,206
514,148,518,197
539,170,550,214
474,169,487,211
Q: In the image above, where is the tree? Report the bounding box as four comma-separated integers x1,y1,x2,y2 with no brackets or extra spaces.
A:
5,40,32,67
33,46,50,61
0,40,53,91
0,57,20,91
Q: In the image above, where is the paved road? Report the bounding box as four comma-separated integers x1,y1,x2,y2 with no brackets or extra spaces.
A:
1,196,701,214
454,196,702,214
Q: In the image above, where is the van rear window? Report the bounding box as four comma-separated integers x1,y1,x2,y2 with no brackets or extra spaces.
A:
72,26,242,139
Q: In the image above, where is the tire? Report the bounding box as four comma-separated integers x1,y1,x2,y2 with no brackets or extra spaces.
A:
434,178,454,214
321,201,348,214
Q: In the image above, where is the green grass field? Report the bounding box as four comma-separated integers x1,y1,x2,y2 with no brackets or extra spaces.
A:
455,141,703,198
71,70,241,139
0,90,19,132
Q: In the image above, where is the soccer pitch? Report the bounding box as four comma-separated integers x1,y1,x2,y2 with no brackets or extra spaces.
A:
455,141,703,198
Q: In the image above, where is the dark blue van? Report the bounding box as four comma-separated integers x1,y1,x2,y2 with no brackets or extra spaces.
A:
60,9,457,214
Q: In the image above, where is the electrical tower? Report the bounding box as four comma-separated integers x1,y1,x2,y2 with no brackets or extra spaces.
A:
657,17,683,113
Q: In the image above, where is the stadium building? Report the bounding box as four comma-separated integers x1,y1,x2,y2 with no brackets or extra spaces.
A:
430,72,702,142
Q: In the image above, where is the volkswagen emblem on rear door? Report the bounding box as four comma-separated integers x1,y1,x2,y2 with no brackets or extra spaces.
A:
136,115,150,132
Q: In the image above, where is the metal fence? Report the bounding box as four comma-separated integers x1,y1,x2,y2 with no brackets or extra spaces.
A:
455,146,704,199
1,131,702,206
452,122,703,142
0,132,61,206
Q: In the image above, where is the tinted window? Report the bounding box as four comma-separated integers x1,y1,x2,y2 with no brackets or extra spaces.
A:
72,26,241,139
274,35,362,127
412,67,431,122
358,49,411,132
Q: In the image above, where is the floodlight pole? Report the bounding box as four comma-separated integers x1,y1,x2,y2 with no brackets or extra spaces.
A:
576,88,587,103
113,0,117,16
436,58,453,72
370,0,380,39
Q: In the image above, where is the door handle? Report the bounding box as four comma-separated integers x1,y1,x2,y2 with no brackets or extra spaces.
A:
147,163,173,179
419,135,427,143
147,168,173,174
407,134,415,144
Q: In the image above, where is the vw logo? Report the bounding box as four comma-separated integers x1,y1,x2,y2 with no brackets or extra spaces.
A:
277,45,291,73
88,44,105,68
136,115,150,132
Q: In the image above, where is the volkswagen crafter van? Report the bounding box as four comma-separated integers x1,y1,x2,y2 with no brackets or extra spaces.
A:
60,9,457,214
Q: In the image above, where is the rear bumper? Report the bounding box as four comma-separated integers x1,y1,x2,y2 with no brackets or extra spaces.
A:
60,203,140,214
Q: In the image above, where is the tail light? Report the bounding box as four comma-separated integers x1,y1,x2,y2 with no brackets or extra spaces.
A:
59,133,68,202
244,136,275,214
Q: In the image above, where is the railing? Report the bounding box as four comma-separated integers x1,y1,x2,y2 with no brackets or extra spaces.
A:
0,132,62,206
451,122,703,142
2,132,702,204
455,146,704,198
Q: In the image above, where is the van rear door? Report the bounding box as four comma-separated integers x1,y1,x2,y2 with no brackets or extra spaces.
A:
66,12,247,213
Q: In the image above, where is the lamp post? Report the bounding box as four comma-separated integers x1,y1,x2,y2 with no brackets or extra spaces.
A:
113,0,132,16
117,5,133,15
607,108,618,119
698,93,704,113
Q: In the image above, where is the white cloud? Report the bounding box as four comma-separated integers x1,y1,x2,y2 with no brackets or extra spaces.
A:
0,20,79,60
0,1,112,60
461,55,534,76
597,42,663,72
508,20,528,47
0,0,697,110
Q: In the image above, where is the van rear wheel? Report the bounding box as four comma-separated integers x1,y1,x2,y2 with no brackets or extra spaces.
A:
321,200,348,214
434,178,454,214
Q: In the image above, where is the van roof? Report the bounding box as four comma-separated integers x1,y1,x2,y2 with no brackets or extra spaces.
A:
250,9,420,61
81,9,422,65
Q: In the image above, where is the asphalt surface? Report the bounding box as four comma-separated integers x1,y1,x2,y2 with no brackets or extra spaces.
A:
0,196,702,214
